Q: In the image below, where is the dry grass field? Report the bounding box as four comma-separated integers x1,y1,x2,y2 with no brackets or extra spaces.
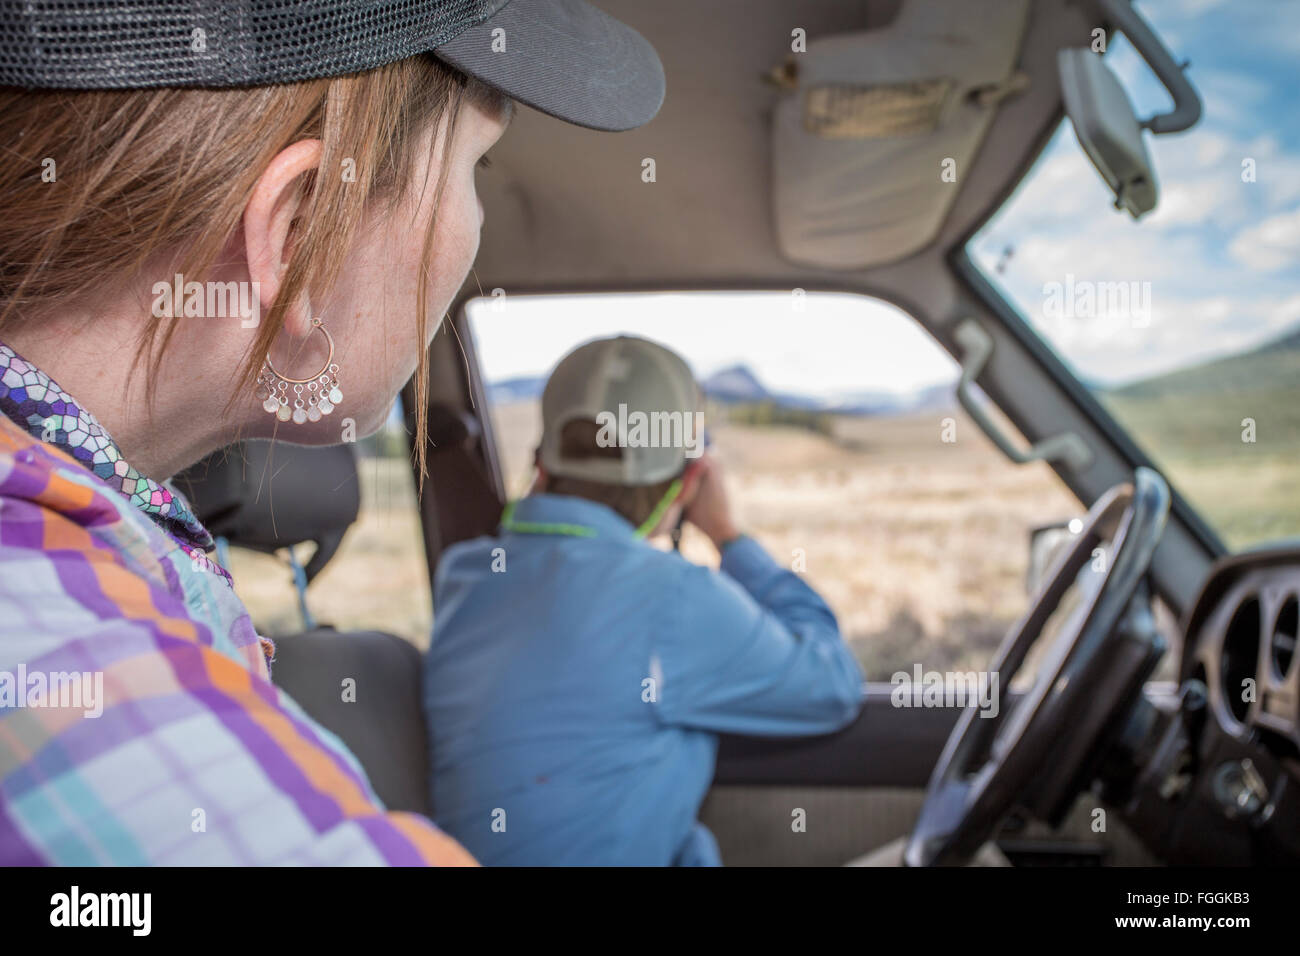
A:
226,400,1087,677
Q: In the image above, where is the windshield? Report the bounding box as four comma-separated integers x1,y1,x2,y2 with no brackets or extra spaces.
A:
968,0,1299,552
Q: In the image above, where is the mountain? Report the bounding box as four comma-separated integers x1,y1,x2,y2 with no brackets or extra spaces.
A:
701,364,769,402
702,363,956,416
486,375,546,404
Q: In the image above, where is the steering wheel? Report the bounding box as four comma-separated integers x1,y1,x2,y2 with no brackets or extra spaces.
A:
903,467,1170,866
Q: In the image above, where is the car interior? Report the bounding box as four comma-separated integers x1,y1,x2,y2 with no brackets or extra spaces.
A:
174,0,1300,866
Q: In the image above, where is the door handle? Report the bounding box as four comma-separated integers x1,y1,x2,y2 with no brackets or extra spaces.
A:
953,318,1093,473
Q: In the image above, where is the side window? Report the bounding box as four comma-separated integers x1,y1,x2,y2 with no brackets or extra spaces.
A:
222,400,433,647
468,291,1078,679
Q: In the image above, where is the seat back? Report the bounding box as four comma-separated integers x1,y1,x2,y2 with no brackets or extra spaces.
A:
271,627,431,815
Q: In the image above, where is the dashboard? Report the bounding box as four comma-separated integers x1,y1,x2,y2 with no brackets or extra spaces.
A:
1183,547,1300,752
1159,546,1300,862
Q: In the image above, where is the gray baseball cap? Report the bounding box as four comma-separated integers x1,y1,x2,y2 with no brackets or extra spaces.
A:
541,336,704,486
0,0,664,132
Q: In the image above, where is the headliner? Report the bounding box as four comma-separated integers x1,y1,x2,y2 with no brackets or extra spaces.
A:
467,0,1093,308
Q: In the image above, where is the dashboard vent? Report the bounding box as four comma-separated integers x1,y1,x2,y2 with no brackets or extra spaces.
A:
1272,595,1297,680
1222,596,1261,725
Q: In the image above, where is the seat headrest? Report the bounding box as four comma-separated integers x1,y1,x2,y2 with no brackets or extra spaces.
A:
174,440,360,578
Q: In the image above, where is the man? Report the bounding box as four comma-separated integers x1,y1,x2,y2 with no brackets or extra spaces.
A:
424,335,864,865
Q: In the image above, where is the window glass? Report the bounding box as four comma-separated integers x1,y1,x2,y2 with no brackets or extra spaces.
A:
468,291,1078,678
968,0,1300,551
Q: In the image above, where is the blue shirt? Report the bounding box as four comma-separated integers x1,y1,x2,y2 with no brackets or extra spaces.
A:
423,493,864,866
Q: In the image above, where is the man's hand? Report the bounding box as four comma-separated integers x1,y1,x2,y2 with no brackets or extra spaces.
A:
683,454,741,549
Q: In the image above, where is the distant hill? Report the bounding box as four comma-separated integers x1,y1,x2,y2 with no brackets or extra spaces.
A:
1111,322,1300,401
830,382,955,416
1101,320,1300,550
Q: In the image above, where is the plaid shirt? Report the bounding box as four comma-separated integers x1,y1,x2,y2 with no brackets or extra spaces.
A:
0,343,473,865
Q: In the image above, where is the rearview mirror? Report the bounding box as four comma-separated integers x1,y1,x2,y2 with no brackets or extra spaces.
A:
1058,48,1158,219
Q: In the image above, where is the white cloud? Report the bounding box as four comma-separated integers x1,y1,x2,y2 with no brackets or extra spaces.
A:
1160,0,1229,17
1190,129,1232,166
1229,206,1300,270
1196,69,1273,126
1033,291,1295,384
1241,139,1300,206
1263,292,1300,333
1146,175,1236,227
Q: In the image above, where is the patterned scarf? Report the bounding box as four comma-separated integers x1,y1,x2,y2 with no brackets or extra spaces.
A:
0,340,215,553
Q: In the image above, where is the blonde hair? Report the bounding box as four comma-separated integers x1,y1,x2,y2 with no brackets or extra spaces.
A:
0,55,505,486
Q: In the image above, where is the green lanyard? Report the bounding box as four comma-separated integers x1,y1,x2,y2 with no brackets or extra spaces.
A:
500,479,683,540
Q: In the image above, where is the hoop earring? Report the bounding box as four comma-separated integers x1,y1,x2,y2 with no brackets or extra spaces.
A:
257,317,343,424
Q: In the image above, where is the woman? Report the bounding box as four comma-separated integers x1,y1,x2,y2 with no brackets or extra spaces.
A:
0,0,663,865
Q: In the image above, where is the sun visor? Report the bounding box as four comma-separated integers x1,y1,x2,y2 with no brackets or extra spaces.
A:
773,0,1030,270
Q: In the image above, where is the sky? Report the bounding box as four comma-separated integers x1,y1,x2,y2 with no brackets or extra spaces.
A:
471,0,1297,395
467,291,959,401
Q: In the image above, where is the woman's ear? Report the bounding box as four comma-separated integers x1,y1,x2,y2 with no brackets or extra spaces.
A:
243,139,323,337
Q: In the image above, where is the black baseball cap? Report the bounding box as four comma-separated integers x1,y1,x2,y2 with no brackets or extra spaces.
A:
0,0,664,131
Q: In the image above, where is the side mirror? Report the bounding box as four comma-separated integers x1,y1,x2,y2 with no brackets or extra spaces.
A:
1058,48,1158,219
1026,520,1082,597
